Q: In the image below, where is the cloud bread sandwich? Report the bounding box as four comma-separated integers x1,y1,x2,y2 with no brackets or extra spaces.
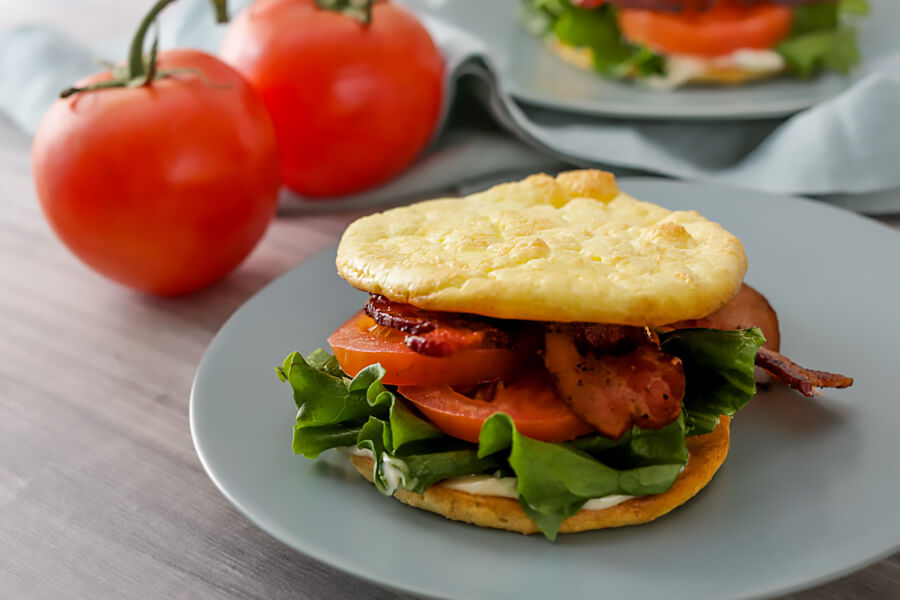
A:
276,170,852,539
521,0,869,88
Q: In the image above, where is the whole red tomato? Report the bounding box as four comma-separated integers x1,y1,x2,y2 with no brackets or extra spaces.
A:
32,49,281,295
221,0,444,198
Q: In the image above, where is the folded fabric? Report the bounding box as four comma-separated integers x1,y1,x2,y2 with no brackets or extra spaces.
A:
2,0,898,213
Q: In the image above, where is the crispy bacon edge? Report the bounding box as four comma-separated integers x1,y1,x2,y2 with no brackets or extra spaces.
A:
755,347,854,397
364,295,517,357
365,291,854,403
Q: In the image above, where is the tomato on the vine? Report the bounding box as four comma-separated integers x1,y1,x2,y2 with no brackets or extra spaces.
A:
32,0,280,295
221,0,444,198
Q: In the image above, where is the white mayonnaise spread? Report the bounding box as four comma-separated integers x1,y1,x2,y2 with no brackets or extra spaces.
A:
645,48,786,90
438,474,634,511
347,448,695,511
347,447,409,494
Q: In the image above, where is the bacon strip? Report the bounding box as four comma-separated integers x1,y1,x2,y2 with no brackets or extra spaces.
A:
756,347,854,397
668,284,853,396
364,295,516,357
571,323,659,355
667,283,781,351
543,326,685,439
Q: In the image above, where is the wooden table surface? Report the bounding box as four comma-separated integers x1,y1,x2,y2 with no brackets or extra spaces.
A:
2,3,899,599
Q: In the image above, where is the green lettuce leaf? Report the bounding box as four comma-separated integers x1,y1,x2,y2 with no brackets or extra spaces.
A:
840,0,871,16
277,331,763,539
520,0,662,78
778,28,860,77
304,347,345,378
660,328,765,436
519,0,570,35
400,450,504,493
571,413,689,468
791,3,841,35
387,397,444,449
291,423,364,458
778,0,869,76
479,413,686,540
275,351,374,434
355,411,503,495
278,350,500,489
553,5,664,77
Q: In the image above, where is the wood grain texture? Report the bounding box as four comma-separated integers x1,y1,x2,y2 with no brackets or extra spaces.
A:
0,114,407,600
1,2,899,596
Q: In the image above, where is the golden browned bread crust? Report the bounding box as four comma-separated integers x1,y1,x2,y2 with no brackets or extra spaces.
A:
349,416,730,535
337,170,747,326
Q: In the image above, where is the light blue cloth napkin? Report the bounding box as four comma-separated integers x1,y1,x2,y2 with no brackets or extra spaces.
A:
2,0,898,213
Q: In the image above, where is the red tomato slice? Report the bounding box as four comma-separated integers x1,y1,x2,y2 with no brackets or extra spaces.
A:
618,2,793,57
328,311,528,386
399,370,594,443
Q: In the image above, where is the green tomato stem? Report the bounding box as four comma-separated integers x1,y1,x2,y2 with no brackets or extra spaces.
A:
211,0,229,23
60,0,231,98
60,79,128,99
314,0,375,25
126,0,179,80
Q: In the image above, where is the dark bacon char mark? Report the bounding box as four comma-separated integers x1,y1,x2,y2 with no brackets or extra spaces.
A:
756,347,854,397
543,324,685,440
364,295,520,357
572,323,659,356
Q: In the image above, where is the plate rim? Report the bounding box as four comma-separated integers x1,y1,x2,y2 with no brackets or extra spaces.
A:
505,79,843,121
412,0,875,121
190,178,900,600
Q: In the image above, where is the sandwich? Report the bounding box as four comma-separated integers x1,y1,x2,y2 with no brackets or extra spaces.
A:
276,170,852,539
520,0,869,88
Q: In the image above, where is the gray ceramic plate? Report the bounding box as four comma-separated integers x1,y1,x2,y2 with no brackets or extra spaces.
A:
404,0,898,120
191,180,900,600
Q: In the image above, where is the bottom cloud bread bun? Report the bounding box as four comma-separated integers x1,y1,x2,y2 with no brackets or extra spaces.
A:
349,416,730,535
